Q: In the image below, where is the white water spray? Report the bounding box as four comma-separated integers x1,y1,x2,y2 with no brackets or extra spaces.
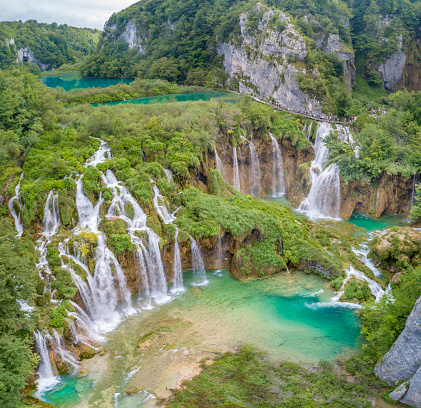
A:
8,173,24,236
270,134,285,197
233,147,241,191
248,142,261,197
190,236,208,286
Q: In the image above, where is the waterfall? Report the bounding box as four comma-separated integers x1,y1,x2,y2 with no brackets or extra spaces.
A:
171,228,184,293
352,238,383,277
164,168,174,184
153,184,176,224
298,122,342,219
190,236,208,286
8,172,24,236
238,146,246,193
248,142,261,197
233,147,241,191
215,232,223,274
52,329,78,369
270,134,285,197
214,147,227,182
34,331,60,396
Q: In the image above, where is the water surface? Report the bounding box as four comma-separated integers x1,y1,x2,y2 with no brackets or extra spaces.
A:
41,270,362,407
42,75,134,91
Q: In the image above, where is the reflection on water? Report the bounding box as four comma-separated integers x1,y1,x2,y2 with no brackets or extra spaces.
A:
41,75,134,91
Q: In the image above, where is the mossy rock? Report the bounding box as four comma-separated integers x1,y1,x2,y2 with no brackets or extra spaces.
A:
58,192,77,226
146,212,163,237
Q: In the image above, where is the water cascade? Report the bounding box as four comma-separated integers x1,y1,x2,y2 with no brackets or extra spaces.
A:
171,228,184,293
352,239,383,277
270,134,285,197
248,142,261,197
164,169,174,184
238,146,246,193
34,331,60,396
8,172,24,236
217,232,223,270
214,147,227,182
152,184,176,224
103,169,169,305
233,147,241,191
52,329,79,369
298,123,343,219
329,266,384,306
190,236,208,286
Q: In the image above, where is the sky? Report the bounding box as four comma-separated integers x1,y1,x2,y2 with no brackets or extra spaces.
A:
1,1,137,30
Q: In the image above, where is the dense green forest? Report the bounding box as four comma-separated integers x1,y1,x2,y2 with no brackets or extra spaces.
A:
0,20,100,71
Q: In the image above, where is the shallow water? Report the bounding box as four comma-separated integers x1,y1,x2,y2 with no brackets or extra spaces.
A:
41,270,362,407
348,212,407,232
92,91,232,107
41,75,134,91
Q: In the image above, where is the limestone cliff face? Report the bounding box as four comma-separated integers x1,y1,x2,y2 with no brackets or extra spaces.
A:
316,33,355,90
377,35,407,92
375,295,421,407
120,21,145,53
16,47,49,72
404,27,421,91
340,173,414,219
217,6,322,113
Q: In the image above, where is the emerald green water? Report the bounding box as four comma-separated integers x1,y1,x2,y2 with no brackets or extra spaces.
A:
92,91,232,107
41,270,362,407
348,212,407,232
41,75,134,91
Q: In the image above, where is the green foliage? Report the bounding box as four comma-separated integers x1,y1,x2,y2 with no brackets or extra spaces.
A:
0,217,37,406
343,279,373,301
51,268,77,300
168,345,371,407
0,20,100,70
347,266,421,381
49,304,68,327
110,234,133,253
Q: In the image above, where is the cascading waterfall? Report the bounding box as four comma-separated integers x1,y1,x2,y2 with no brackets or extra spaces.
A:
8,172,24,236
248,142,261,197
352,238,383,278
34,331,60,396
171,228,184,293
214,232,223,275
153,184,176,224
190,236,208,286
298,122,343,219
214,147,227,182
312,265,385,309
270,134,285,197
164,168,174,184
233,147,241,191
238,146,246,193
52,329,78,369
105,170,170,304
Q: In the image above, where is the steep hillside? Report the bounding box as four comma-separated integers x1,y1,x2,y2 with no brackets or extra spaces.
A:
80,0,354,114
0,20,101,71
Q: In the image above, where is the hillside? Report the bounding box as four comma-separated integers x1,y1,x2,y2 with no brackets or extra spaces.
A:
0,20,101,71
80,0,421,112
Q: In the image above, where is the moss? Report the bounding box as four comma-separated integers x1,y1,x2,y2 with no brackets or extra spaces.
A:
146,213,163,237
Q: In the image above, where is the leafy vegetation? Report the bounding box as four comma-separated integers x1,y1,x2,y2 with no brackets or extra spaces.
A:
167,345,372,407
0,20,100,70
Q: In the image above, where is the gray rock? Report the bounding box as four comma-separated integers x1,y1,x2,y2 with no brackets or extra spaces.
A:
401,366,421,408
375,295,421,383
389,382,408,401
217,5,322,113
121,21,145,53
377,36,406,91
17,47,49,71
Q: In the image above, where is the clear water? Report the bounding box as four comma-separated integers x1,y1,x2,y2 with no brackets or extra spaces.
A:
348,212,407,232
41,75,134,91
92,91,232,107
41,271,362,407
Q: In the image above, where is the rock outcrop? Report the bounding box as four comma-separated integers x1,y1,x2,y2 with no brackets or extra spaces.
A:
17,47,49,71
217,6,322,113
340,173,414,219
121,21,145,53
375,295,421,407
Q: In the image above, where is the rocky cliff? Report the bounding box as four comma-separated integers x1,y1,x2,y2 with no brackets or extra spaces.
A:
375,295,421,407
217,6,322,113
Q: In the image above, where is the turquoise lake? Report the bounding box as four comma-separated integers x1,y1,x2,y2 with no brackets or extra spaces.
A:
41,75,134,91
40,270,362,407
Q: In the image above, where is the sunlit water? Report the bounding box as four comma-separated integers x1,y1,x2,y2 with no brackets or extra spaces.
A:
41,75,134,91
41,271,362,407
92,91,232,107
